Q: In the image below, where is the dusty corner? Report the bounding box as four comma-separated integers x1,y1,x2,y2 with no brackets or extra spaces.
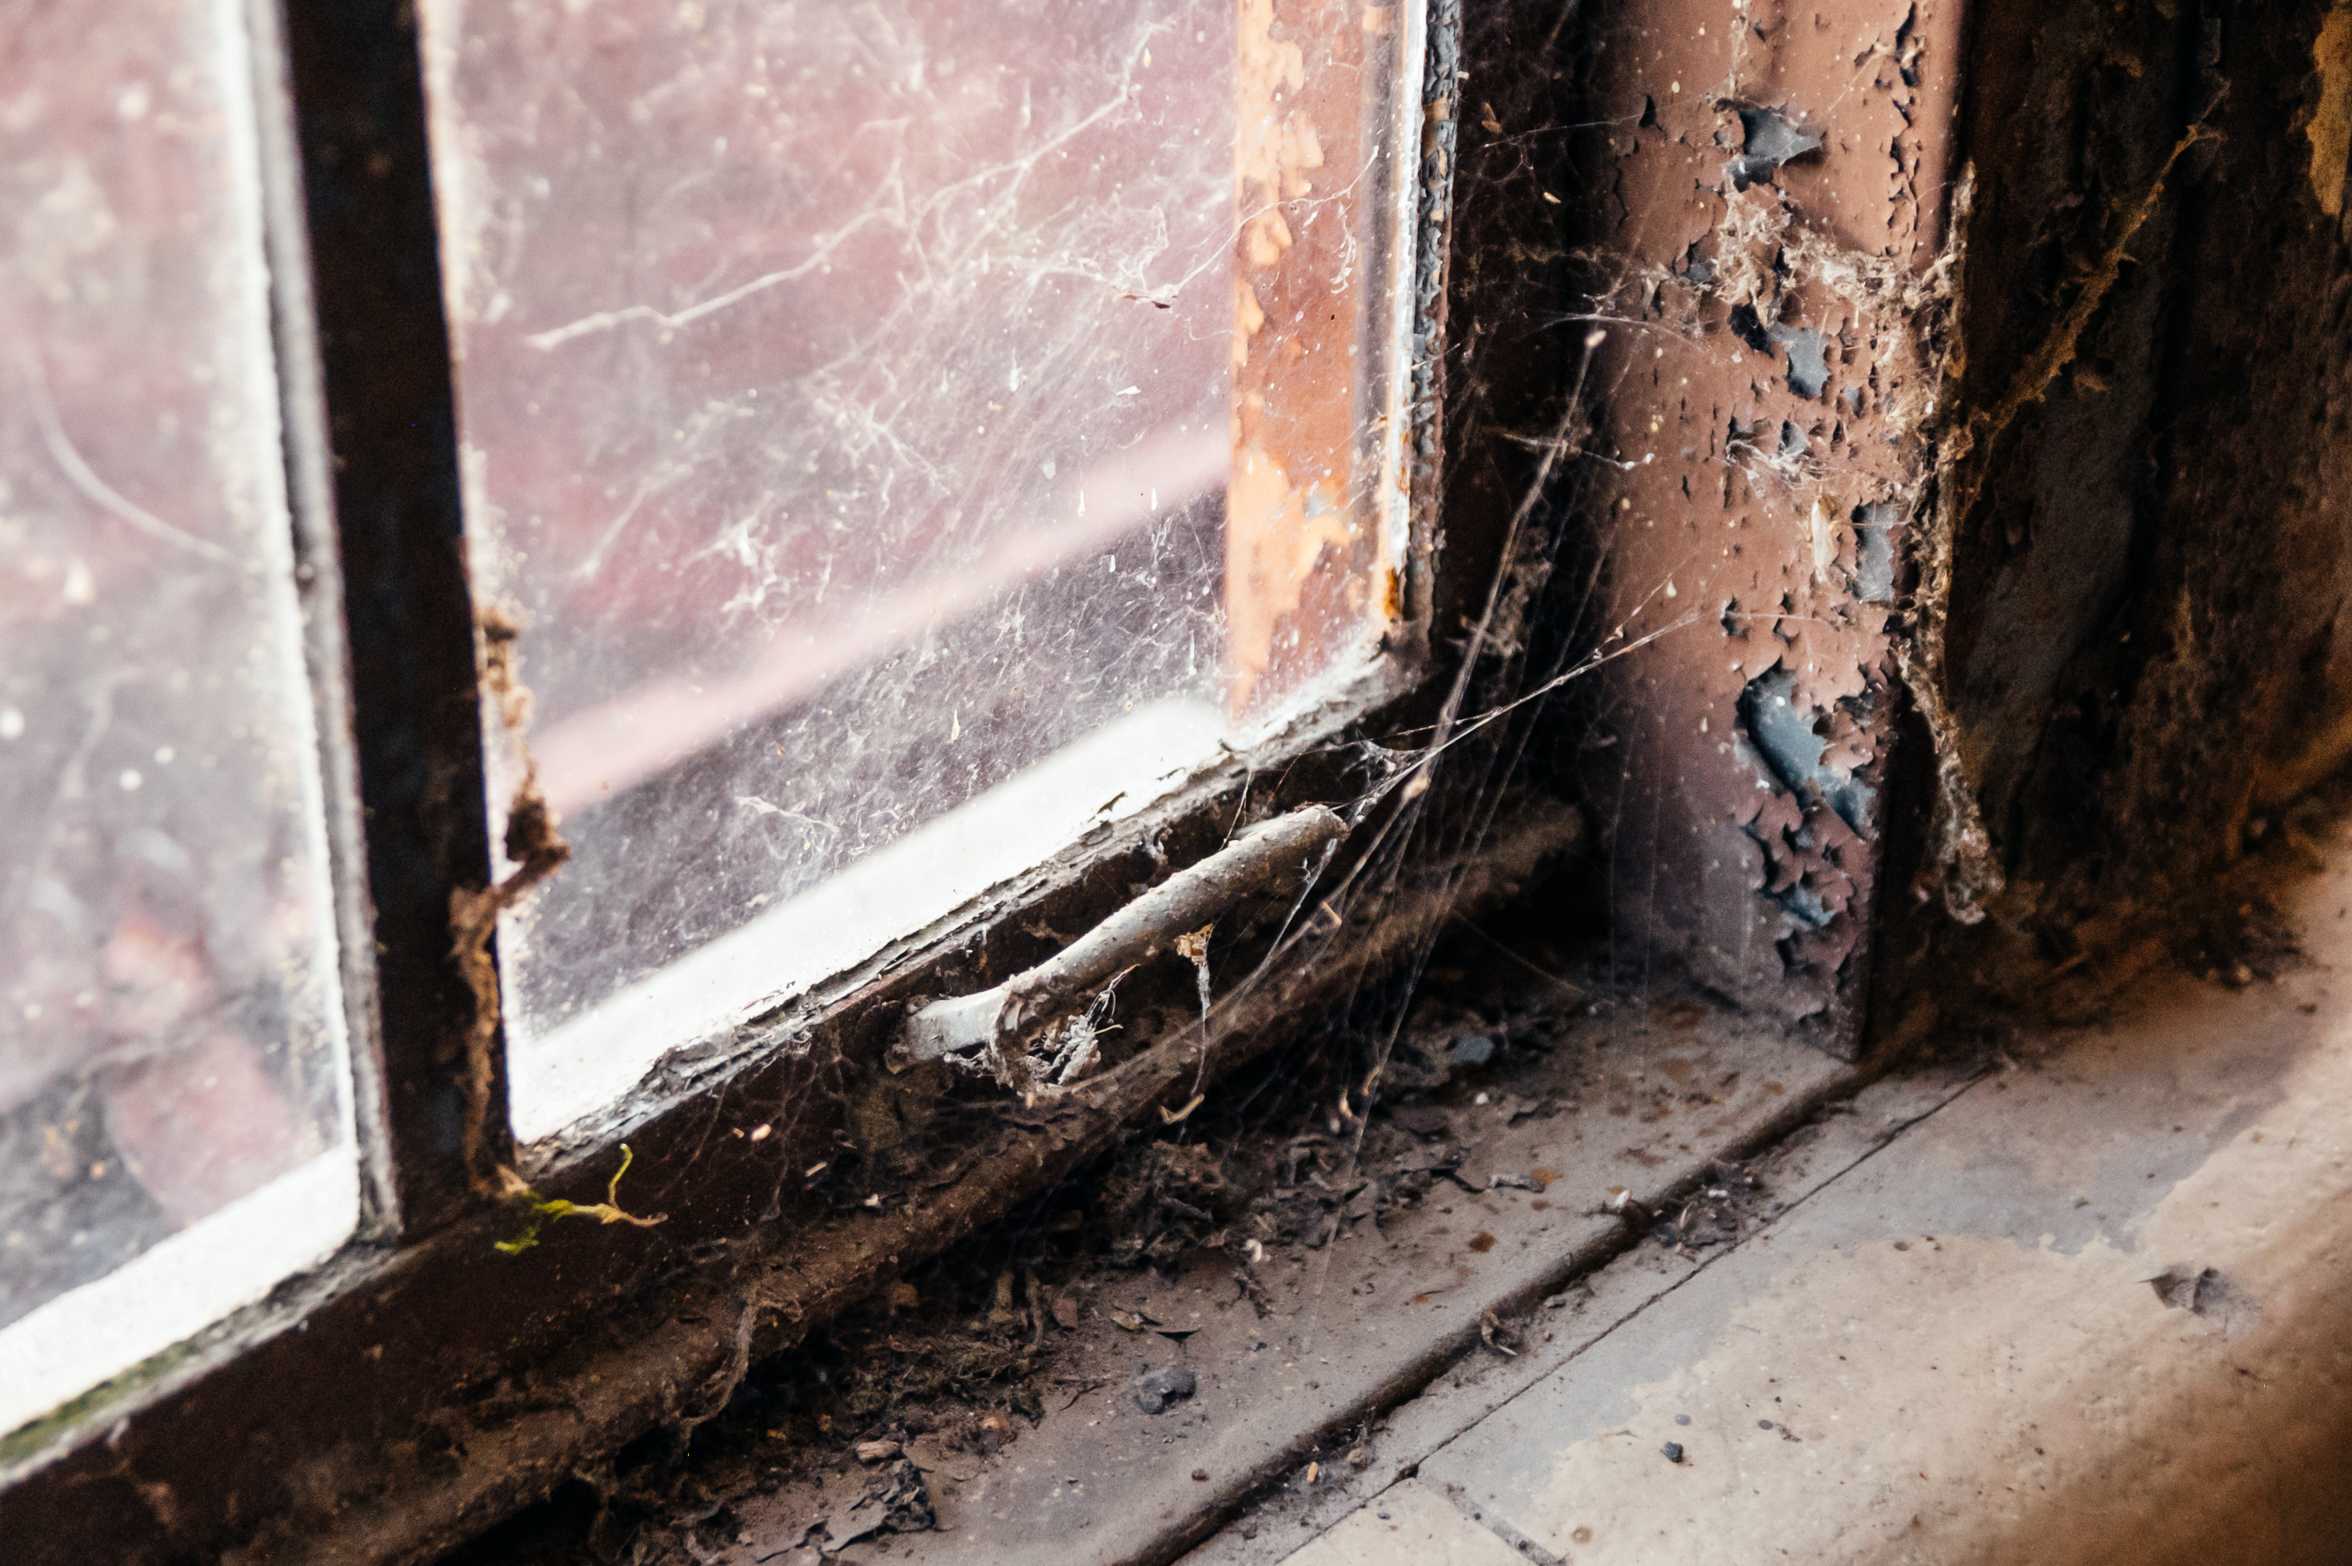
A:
1547,0,2352,1048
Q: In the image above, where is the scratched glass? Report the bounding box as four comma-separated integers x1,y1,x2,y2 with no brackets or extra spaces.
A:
0,0,357,1434
421,0,1424,1137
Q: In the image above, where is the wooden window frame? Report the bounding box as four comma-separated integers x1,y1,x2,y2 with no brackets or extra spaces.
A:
0,1,1593,1559
0,0,2314,1550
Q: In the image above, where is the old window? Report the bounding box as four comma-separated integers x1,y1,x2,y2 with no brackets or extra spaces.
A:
417,0,1428,1137
0,0,1453,1525
0,0,357,1438
9,0,2340,1556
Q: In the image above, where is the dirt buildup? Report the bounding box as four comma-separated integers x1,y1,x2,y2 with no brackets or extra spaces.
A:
449,768,570,1190
814,1278,1057,1433
448,607,572,1189
476,605,535,732
796,1456,936,1557
1099,1140,1234,1268
1647,1162,1767,1253
434,928,1578,1564
2147,1264,2261,1338
1131,1366,1197,1415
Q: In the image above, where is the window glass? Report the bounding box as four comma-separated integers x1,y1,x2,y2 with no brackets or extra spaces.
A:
420,0,1423,1137
0,0,357,1433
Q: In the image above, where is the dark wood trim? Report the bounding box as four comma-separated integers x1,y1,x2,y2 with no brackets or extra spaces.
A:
264,0,507,1230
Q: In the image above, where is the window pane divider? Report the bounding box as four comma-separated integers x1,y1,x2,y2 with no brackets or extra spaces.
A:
257,0,510,1233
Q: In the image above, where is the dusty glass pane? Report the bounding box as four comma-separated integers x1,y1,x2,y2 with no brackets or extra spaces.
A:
0,0,356,1431
421,0,1423,1136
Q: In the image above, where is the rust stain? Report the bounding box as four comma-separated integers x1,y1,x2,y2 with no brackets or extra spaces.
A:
1227,0,1381,712
451,610,570,1186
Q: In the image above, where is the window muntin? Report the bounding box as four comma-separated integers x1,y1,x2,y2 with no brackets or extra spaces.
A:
418,0,1424,1138
0,0,357,1433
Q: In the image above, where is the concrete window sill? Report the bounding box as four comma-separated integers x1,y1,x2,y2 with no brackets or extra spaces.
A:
1198,822,2352,1566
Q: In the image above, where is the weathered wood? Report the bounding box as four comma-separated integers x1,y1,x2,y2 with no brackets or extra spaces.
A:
1902,0,2352,993
0,802,1579,1566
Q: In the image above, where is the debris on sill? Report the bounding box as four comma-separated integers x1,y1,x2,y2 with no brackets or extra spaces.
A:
491,1141,666,1256
895,806,1346,1087
1132,1365,1198,1416
1601,1162,1766,1255
451,607,573,1188
798,1456,936,1557
1651,1166,1765,1253
1478,1309,1521,1358
1103,1140,1233,1270
2146,1264,2261,1339
438,938,1711,1565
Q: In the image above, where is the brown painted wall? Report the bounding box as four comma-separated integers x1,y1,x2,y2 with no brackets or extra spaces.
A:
1569,0,1965,1045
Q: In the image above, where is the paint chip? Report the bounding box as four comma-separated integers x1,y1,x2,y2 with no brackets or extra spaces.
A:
1768,324,1831,399
1727,106,1825,190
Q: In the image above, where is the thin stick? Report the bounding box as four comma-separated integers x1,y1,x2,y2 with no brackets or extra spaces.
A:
895,806,1348,1075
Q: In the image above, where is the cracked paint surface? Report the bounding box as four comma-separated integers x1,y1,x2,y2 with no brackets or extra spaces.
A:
1576,0,1964,1032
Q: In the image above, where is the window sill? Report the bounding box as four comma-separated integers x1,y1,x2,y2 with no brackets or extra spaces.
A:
1194,820,2352,1566
0,793,1575,1564
641,967,1868,1566
568,813,2352,1566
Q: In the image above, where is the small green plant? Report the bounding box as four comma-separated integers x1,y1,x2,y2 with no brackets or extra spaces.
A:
495,1142,666,1255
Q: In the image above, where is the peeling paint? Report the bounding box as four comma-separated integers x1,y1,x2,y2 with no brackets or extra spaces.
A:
1727,106,1826,191
1576,0,1963,1037
1769,322,1832,399
1851,501,1903,603
1227,0,1393,711
1739,666,1875,833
